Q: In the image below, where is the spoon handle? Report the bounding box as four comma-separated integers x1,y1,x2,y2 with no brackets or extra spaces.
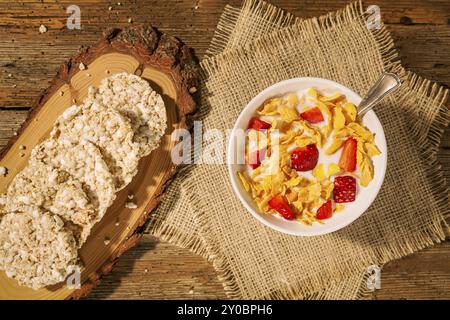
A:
357,72,401,117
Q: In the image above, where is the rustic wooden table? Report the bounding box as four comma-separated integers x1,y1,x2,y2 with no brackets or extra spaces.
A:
0,0,448,299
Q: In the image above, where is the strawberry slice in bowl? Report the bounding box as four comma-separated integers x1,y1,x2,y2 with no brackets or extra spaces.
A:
300,107,324,123
248,117,271,131
291,144,319,172
333,176,357,203
316,200,333,220
268,195,296,220
339,137,357,172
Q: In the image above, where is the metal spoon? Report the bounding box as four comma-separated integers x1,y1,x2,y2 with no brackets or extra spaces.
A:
357,72,401,117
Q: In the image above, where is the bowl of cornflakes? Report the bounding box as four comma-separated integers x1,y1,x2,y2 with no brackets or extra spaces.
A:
227,77,387,236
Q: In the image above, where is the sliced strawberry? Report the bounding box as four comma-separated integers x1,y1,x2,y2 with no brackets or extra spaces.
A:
248,117,271,131
268,194,296,220
300,107,324,123
333,176,356,203
338,137,357,172
290,144,319,172
316,200,333,220
247,148,266,169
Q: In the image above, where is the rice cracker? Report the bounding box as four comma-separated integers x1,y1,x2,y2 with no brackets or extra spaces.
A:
0,209,79,290
31,137,116,219
3,161,96,246
50,101,140,190
88,72,167,157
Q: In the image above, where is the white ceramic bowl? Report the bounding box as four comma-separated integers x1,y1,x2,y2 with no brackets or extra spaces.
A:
227,77,387,236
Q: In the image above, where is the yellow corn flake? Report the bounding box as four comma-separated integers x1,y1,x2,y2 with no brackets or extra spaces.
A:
258,102,278,116
312,163,326,181
271,119,291,133
286,191,297,203
294,121,322,147
285,176,302,187
320,180,334,200
251,164,263,178
327,163,341,177
320,123,332,141
237,171,251,192
356,150,365,168
333,128,350,139
251,184,261,198
333,106,346,131
270,119,278,129
279,130,296,145
257,195,271,213
356,140,366,168
335,204,345,212
280,184,287,196
307,88,318,99
297,188,309,202
319,92,343,102
324,101,336,109
282,93,299,108
342,102,357,123
365,142,381,157
360,157,374,187
299,217,313,225
347,123,374,142
278,105,299,122
292,200,303,212
295,136,315,148
307,182,322,200
325,138,344,155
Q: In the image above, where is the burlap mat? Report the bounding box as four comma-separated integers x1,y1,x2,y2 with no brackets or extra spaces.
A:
147,0,449,299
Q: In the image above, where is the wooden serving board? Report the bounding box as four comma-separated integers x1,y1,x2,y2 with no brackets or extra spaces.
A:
0,26,199,299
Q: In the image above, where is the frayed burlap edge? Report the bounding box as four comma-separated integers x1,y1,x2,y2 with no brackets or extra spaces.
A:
206,0,297,57
190,0,449,299
206,5,242,57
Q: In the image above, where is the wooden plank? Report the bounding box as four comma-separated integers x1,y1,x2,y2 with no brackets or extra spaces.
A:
85,236,227,300
0,110,27,148
389,25,450,87
374,241,450,300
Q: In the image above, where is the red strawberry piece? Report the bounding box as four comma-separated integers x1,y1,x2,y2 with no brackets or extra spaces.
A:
248,117,271,131
268,194,296,220
247,148,266,169
300,107,324,123
290,144,319,172
333,176,356,203
338,137,357,172
316,200,333,220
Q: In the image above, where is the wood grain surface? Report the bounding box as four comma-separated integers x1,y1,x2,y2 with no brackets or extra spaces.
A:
0,0,449,299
